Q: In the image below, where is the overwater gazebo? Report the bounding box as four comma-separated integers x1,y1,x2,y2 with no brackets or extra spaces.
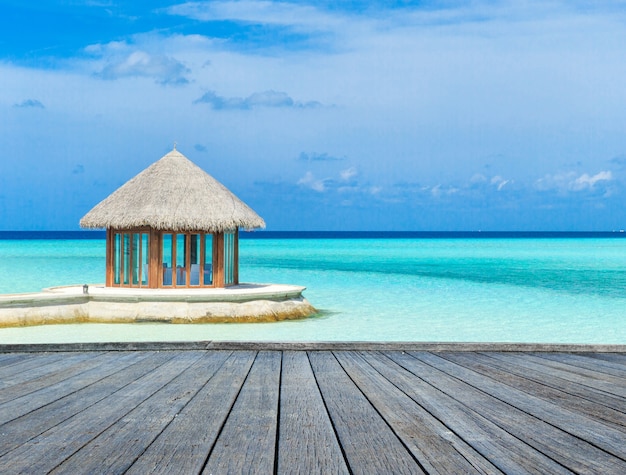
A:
80,147,265,289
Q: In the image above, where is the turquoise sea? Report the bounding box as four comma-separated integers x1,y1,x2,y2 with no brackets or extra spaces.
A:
0,232,625,344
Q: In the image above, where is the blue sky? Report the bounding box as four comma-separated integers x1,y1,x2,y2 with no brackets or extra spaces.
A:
1,0,626,231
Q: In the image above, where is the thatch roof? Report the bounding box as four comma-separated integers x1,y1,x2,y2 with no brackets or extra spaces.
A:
80,148,265,232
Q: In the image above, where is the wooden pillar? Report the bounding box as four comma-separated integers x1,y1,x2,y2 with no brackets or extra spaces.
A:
105,228,113,287
149,229,160,288
214,232,224,288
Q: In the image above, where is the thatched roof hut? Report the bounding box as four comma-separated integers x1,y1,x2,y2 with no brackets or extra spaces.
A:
80,148,265,289
80,148,265,232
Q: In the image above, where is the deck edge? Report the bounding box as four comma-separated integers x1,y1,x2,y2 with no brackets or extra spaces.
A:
0,341,625,353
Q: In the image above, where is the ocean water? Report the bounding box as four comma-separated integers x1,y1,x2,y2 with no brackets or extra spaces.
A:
0,232,625,344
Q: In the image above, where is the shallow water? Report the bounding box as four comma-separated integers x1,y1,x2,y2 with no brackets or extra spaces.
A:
0,236,625,344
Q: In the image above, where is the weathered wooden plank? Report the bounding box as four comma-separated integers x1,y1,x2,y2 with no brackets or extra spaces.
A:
335,351,502,474
408,351,626,473
374,351,573,474
277,351,349,475
523,353,626,391
490,352,626,398
482,352,626,411
0,351,164,457
0,351,105,402
421,352,626,459
0,341,214,353
0,351,199,473
0,351,145,425
0,351,84,385
0,352,37,370
126,351,256,475
442,352,626,430
586,353,626,365
51,351,233,474
308,351,424,474
0,351,66,373
536,352,626,380
0,348,624,474
202,351,281,475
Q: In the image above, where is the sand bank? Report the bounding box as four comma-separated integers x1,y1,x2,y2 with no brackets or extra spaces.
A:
0,283,317,327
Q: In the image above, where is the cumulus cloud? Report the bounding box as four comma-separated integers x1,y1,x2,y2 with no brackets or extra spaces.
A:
470,174,511,191
297,171,327,192
570,171,612,191
295,163,372,196
470,173,488,184
194,90,321,110
430,184,459,198
340,167,358,182
96,50,190,85
490,175,510,191
535,170,613,192
535,173,571,192
14,99,45,109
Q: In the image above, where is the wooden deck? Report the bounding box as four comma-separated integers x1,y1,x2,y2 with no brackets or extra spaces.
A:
0,344,625,474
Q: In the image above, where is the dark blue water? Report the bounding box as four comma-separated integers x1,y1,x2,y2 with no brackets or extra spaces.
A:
2,231,626,240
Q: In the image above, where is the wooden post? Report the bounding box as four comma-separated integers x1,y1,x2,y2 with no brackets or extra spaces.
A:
214,232,224,287
150,229,160,288
105,228,113,287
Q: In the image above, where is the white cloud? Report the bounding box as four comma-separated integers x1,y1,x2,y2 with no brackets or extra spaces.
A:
571,170,612,191
97,50,190,85
430,184,458,198
535,172,572,192
297,171,327,192
167,1,342,31
470,173,487,184
339,167,358,181
491,175,510,191
535,170,613,193
4,1,626,231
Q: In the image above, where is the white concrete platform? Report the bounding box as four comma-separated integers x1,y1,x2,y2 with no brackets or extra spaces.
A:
0,284,317,327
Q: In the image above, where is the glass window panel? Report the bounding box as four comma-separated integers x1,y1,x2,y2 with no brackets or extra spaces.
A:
162,233,173,286
141,233,149,286
176,234,186,286
230,233,234,283
228,233,233,284
224,232,234,285
190,234,200,286
132,233,140,285
123,233,130,285
229,233,234,284
224,233,229,285
113,233,121,285
204,234,213,285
